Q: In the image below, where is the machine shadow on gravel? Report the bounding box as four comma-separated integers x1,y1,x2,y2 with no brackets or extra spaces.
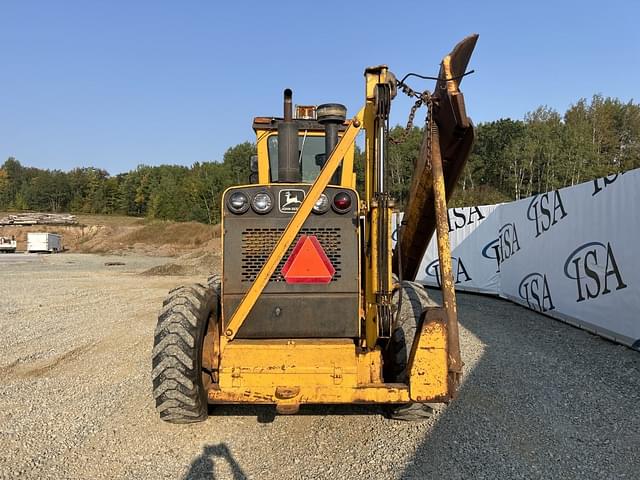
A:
183,443,246,480
399,291,640,479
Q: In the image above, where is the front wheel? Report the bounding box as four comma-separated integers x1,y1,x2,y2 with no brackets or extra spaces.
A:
386,280,438,421
151,280,219,423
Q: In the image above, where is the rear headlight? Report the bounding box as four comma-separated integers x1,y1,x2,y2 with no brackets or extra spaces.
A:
312,193,330,214
332,192,352,213
251,192,273,214
227,191,249,214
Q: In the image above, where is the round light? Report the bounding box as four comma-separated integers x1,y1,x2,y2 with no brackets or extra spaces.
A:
332,192,352,213
227,191,249,214
251,192,273,214
312,193,330,214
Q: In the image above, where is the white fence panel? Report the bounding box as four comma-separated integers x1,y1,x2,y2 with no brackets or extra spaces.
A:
412,169,639,349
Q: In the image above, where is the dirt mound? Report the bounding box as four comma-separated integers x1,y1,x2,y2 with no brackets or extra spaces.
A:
141,251,221,277
140,263,198,276
75,222,220,257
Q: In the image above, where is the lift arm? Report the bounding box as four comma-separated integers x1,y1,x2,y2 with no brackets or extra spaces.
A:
397,34,478,397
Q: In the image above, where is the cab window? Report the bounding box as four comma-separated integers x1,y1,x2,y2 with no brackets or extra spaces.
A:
268,134,341,182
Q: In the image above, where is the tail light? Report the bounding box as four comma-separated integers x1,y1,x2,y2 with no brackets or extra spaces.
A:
332,192,352,213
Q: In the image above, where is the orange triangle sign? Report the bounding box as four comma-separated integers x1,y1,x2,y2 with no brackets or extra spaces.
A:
281,235,335,284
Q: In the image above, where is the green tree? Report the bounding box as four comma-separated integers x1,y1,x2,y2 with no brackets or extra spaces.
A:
222,142,256,185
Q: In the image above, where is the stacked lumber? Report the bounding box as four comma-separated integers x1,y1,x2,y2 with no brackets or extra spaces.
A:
0,213,78,226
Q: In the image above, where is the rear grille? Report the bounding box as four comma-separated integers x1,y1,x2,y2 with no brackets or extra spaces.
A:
241,228,342,282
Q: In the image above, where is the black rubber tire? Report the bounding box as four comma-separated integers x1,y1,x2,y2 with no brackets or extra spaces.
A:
386,280,438,421
151,279,219,424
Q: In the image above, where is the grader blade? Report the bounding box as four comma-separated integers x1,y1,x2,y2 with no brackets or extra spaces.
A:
396,34,478,282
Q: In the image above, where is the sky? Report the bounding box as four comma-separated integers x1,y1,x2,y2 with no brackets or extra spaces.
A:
1,0,639,174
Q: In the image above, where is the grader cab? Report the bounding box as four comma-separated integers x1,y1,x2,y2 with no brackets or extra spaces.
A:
152,35,479,422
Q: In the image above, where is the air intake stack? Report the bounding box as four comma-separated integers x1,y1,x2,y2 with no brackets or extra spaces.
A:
316,103,347,164
317,103,347,184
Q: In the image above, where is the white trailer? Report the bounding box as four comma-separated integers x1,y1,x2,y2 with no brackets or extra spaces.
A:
27,233,63,253
0,236,17,253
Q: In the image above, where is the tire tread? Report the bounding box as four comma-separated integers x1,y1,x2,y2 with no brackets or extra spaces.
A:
151,282,218,423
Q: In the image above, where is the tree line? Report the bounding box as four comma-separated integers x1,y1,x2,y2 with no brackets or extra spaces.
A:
1,95,638,223
0,143,254,224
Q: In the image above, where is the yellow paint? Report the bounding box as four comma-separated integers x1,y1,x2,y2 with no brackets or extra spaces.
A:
357,349,384,384
255,130,271,184
214,41,472,407
408,308,450,401
219,339,359,389
209,383,410,405
211,324,449,405
339,142,356,188
362,66,396,348
215,339,408,404
365,202,379,347
443,55,459,95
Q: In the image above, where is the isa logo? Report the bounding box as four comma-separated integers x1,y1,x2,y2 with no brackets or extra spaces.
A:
425,257,472,287
482,222,522,272
518,272,555,312
592,172,623,196
563,242,627,302
527,191,568,238
447,206,486,232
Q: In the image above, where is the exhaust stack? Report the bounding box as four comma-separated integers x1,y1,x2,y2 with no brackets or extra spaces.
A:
277,89,301,182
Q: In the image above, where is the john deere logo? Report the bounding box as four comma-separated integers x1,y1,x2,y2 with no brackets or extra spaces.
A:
279,189,305,213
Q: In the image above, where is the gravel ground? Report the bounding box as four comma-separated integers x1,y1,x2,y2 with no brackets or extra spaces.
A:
0,253,638,479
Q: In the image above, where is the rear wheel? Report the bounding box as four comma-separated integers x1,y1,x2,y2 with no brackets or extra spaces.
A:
151,277,220,423
386,280,438,421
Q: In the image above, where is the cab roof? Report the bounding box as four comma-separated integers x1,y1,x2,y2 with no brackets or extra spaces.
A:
252,117,350,133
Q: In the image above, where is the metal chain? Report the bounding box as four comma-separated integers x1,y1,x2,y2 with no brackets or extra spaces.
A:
389,81,432,145
425,95,434,171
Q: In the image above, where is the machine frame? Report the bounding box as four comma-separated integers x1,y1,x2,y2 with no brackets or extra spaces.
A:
208,34,479,412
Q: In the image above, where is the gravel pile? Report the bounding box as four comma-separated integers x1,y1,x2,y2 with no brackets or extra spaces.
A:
0,254,638,479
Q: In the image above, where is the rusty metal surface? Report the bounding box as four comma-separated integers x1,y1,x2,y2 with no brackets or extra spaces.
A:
395,35,478,281
203,293,221,385
429,123,463,395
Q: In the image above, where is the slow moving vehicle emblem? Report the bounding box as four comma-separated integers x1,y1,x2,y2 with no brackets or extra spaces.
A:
279,189,305,213
281,235,335,283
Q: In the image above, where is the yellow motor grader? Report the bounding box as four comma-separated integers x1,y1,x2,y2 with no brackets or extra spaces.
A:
152,35,478,422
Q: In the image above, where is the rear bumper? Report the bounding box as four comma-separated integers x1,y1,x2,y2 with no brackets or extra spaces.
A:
210,312,452,407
